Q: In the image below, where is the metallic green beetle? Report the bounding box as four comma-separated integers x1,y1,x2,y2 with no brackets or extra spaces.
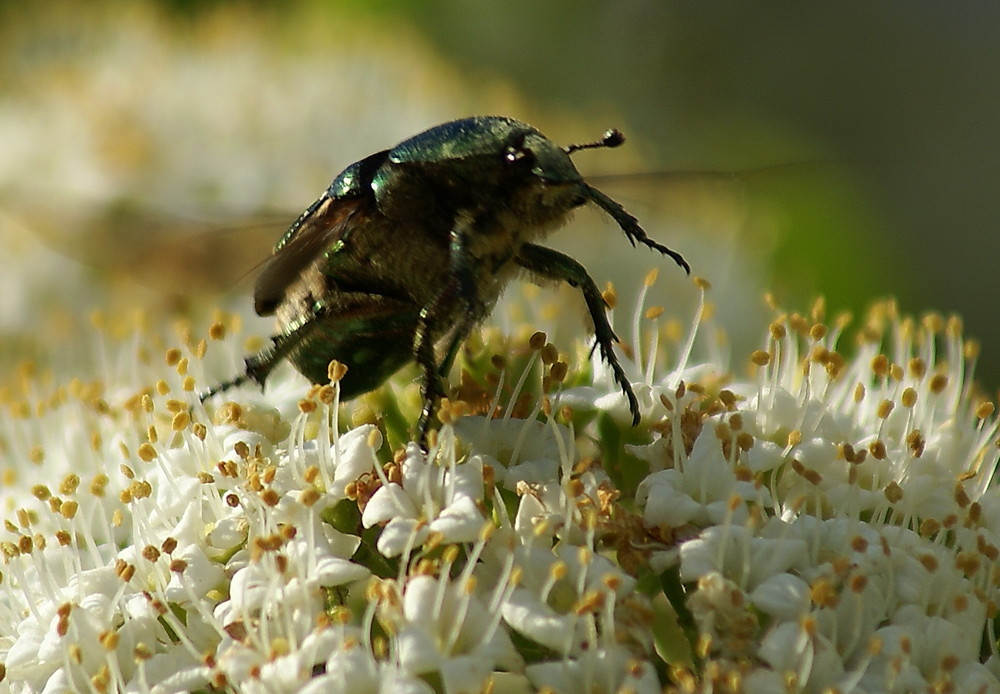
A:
202,116,689,443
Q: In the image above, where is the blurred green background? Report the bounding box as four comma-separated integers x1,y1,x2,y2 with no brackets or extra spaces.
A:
2,1,998,389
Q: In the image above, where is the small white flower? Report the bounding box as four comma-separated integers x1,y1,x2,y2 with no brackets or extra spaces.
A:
454,416,571,489
525,646,662,694
379,574,522,691
362,439,487,557
500,542,637,656
636,421,770,529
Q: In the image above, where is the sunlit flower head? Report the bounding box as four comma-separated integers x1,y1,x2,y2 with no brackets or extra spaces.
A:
4,265,1000,694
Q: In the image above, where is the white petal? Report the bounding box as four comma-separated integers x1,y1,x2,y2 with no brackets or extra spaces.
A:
429,495,485,544
439,654,491,694
313,555,370,586
376,518,428,557
395,624,443,674
502,589,579,653
362,484,418,527
749,573,810,620
645,487,704,528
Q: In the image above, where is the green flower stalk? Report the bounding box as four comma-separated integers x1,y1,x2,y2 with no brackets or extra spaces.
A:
2,282,1000,694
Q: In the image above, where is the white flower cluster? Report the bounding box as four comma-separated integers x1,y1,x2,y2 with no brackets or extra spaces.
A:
625,301,1000,693
2,296,1000,694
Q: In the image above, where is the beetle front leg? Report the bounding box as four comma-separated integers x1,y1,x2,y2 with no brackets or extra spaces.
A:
583,184,690,274
515,243,641,426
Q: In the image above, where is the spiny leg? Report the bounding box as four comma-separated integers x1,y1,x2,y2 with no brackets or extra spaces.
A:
413,215,482,447
437,219,485,379
413,287,480,447
583,183,691,274
515,243,641,426
413,301,447,449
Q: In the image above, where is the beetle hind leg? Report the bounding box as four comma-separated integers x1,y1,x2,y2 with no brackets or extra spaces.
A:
199,321,317,402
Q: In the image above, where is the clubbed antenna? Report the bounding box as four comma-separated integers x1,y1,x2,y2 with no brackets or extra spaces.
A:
564,128,626,155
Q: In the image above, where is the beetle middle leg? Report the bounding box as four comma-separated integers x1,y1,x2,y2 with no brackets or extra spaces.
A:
413,283,477,448
413,303,446,447
412,215,488,447
515,242,641,426
583,184,690,275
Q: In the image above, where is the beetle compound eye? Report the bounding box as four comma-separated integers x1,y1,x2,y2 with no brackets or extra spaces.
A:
505,147,527,163
508,149,537,177
505,145,536,169
504,132,537,171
